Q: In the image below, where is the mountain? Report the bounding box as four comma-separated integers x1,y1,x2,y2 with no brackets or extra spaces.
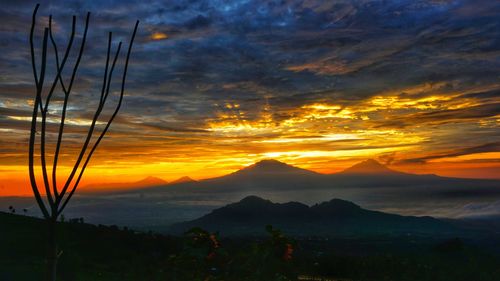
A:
80,159,500,230
136,158,500,204
169,176,196,185
156,159,320,195
169,196,457,237
231,159,318,176
333,159,444,188
340,159,404,175
135,176,168,186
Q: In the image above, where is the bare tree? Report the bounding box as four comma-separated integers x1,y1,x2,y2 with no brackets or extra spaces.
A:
28,4,139,280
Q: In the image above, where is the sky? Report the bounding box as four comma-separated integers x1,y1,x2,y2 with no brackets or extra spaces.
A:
0,0,499,196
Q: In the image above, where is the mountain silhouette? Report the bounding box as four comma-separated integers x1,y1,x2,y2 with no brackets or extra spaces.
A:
340,159,403,175
135,176,168,186
169,176,196,185
133,159,500,206
231,159,318,176
163,159,322,194
169,196,456,236
39,159,500,231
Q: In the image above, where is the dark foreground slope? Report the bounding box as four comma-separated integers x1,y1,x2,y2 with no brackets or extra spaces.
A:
170,196,458,236
1,211,500,281
0,211,179,281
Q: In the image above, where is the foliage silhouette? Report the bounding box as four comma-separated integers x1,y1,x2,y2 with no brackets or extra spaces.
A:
168,225,297,280
1,211,500,281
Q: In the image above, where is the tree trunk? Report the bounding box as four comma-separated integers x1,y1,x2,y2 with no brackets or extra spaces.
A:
46,218,58,281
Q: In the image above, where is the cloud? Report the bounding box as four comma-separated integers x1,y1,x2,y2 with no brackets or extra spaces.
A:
0,0,499,182
400,142,500,164
375,103,500,128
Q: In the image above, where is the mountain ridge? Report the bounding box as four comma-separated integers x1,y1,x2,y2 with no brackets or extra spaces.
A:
339,159,405,175
94,159,492,193
169,195,457,236
97,159,500,213
229,159,319,176
169,176,196,185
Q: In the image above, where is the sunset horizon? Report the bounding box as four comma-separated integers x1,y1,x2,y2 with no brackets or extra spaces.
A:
1,1,499,198
2,156,500,196
1,1,499,280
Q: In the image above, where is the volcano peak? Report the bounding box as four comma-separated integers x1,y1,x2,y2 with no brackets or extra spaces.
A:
341,159,399,175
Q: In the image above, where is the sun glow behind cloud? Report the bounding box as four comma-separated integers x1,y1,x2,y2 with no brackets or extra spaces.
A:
1,81,498,196
150,32,168,40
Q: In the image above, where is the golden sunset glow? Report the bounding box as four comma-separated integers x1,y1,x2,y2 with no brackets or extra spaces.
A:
2,81,499,196
1,0,499,197
2,3,500,281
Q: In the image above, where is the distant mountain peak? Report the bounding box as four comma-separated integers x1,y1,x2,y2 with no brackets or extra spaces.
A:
312,198,362,213
341,159,399,175
142,176,162,181
234,159,317,175
253,159,291,168
170,176,196,185
240,195,268,202
237,195,273,206
135,176,167,186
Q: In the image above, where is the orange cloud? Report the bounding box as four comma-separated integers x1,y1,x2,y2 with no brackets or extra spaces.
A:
150,32,168,40
2,83,499,196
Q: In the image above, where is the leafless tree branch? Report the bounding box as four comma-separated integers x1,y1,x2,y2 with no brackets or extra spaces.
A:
28,4,139,279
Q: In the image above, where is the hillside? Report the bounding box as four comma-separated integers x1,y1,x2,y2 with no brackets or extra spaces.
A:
1,210,500,281
0,211,178,280
169,196,457,236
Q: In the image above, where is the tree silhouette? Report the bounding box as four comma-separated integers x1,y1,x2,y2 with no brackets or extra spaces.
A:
28,4,138,280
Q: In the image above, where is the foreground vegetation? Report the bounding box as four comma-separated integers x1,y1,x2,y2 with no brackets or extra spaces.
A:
0,212,499,281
